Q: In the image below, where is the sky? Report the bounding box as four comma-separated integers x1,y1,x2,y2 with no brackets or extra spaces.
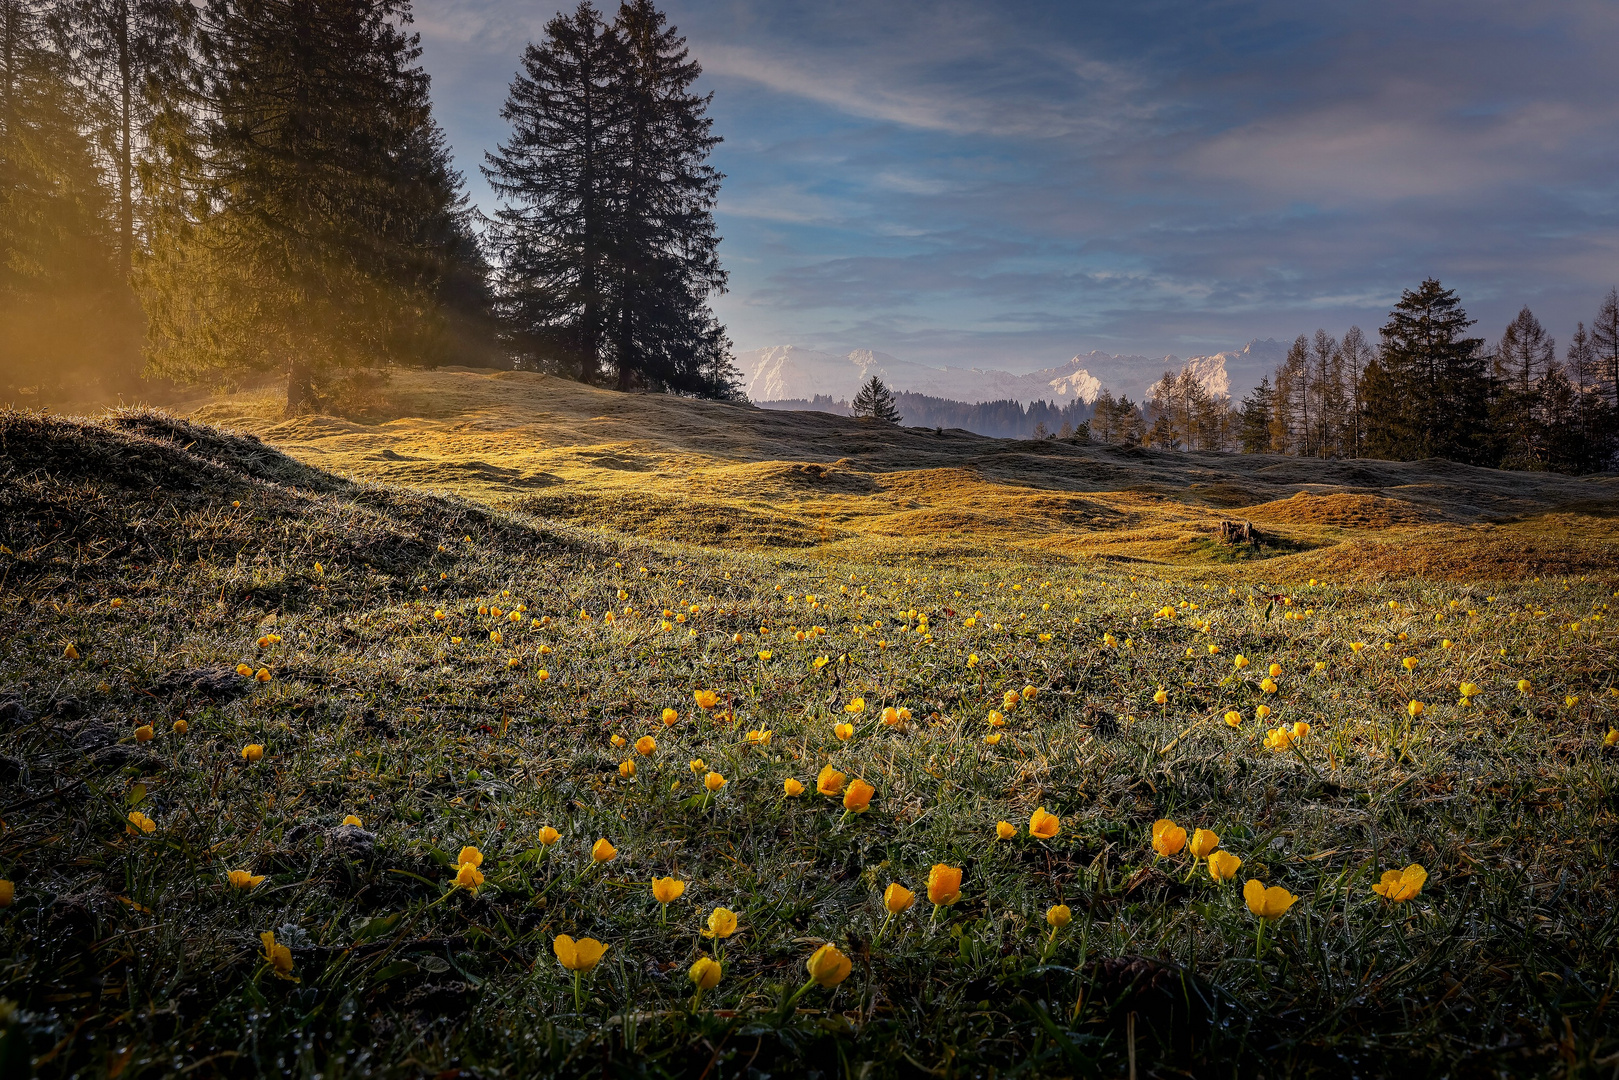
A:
412,0,1619,374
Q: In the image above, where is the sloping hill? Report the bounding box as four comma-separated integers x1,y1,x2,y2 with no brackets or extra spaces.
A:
180,368,1619,578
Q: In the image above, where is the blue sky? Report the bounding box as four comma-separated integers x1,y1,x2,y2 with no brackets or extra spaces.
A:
413,0,1619,373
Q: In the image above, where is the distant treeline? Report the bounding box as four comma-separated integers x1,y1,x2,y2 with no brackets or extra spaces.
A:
759,393,1095,440
1,0,733,412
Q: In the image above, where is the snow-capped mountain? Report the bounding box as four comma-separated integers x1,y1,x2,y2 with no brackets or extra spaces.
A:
735,339,1286,408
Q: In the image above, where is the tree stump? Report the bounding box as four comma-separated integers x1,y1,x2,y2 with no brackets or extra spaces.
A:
1217,519,1259,545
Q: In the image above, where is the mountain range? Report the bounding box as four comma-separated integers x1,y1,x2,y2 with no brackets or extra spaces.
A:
735,340,1286,407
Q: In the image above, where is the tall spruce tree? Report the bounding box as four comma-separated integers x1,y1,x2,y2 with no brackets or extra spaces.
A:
144,0,478,411
484,2,624,382
1367,278,1487,463
1238,377,1274,453
1592,287,1619,410
1,0,130,403
485,0,733,396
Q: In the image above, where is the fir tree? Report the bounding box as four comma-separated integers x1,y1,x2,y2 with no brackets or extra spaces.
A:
1,0,131,403
142,0,477,411
851,375,901,424
1592,287,1619,410
1238,377,1274,453
1369,278,1487,463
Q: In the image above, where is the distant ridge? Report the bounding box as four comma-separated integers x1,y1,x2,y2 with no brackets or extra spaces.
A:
735,340,1287,407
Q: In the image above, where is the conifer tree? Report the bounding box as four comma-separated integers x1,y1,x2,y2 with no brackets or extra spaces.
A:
1592,287,1619,410
1238,377,1274,453
851,375,901,424
1489,306,1556,469
143,0,478,411
0,0,130,402
1368,278,1487,463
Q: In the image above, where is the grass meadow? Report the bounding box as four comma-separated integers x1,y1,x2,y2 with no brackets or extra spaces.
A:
1,408,1617,1078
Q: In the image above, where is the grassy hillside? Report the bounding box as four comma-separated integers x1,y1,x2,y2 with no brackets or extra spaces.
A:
189,368,1619,578
1,403,1616,1078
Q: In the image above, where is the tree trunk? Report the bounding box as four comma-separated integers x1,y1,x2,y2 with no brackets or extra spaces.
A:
287,359,316,414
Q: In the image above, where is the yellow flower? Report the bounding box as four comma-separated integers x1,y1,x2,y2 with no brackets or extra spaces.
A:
227,869,265,889
1517,679,1532,693
783,777,805,796
694,689,719,710
1350,642,1365,653
341,814,363,827
241,744,264,762
688,955,722,991
456,846,483,868
1151,819,1186,856
1003,689,1021,708
927,864,963,906
619,759,636,778
1188,828,1219,859
1224,710,1242,728
1260,677,1278,694
1372,863,1427,902
703,907,738,938
1243,880,1298,919
843,779,875,813
844,697,865,714
884,883,916,913
985,731,1003,745
1153,689,1168,706
813,655,830,669
489,630,503,645
1029,807,1060,839
833,722,854,741
238,662,254,677
126,811,155,834
592,838,617,863
1565,695,1579,708
704,771,727,792
611,734,628,749
689,758,706,773
967,653,979,667
1207,850,1243,882
172,719,188,734
758,650,773,660
745,729,772,746
1234,655,1250,670
995,821,1016,840
662,708,680,726
538,827,560,846
1255,703,1271,720
0,880,11,907
816,765,846,796
1605,728,1619,748
652,877,686,904
1402,657,1418,671
1459,682,1482,699
254,667,271,682
1046,904,1072,928
987,710,1006,727
553,934,608,972
1313,661,1327,672
454,862,484,892
805,943,853,987
134,725,154,742
260,930,297,980
1407,700,1424,718
635,735,657,756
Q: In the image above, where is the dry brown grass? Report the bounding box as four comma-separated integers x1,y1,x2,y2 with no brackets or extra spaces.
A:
180,368,1619,578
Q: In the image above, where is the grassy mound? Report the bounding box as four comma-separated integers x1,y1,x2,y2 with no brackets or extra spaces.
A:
1,410,1616,1078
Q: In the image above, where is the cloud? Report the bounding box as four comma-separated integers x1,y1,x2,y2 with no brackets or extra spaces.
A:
416,0,1619,369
